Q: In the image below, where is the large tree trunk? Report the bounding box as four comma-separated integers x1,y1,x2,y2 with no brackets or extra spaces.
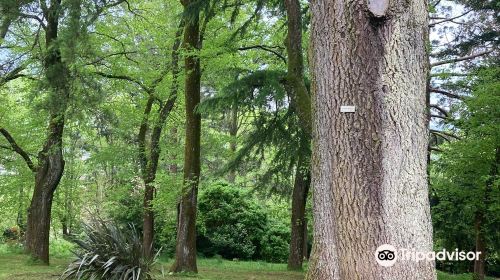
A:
287,150,310,270
25,0,68,265
171,0,201,273
307,0,435,279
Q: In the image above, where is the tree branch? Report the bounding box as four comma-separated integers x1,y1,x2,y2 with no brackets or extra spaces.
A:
431,114,450,121
430,129,461,140
430,104,449,117
429,146,443,153
238,45,287,63
430,87,464,100
0,128,36,172
429,10,471,27
94,71,152,93
431,50,493,67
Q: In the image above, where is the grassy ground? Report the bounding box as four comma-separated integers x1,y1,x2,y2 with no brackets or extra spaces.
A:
0,252,304,280
0,250,497,280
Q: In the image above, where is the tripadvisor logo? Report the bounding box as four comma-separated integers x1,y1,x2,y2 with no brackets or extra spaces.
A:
375,244,481,267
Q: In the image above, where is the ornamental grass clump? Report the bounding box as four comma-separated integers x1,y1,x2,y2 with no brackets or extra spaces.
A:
61,219,158,280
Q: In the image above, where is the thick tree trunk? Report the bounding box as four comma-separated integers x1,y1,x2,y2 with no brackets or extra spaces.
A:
287,152,310,270
307,1,435,279
171,1,201,273
25,0,68,265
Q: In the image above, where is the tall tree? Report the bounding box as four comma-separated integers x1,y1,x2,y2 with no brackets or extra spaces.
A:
171,0,202,273
283,0,312,270
306,0,435,279
2,0,71,264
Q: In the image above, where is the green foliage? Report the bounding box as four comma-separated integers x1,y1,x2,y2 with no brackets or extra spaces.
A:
196,182,292,262
431,66,500,275
61,219,158,280
197,182,268,260
259,222,290,263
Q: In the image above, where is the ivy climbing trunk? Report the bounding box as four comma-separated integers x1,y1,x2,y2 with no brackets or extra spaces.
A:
171,0,201,273
307,0,435,279
25,0,69,264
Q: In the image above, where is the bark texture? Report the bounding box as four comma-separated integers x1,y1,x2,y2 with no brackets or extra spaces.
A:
284,0,311,135
287,148,310,270
171,0,201,272
283,0,313,270
307,0,435,279
25,0,69,264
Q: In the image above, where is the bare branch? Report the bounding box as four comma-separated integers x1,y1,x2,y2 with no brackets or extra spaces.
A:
430,104,449,117
430,129,461,140
19,13,47,29
431,114,451,121
0,128,36,172
429,146,443,153
429,10,472,27
430,87,464,100
238,45,287,63
431,50,493,67
93,71,152,93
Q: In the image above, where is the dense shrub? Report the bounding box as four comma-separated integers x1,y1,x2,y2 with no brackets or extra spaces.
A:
61,219,157,280
197,183,268,260
260,222,290,263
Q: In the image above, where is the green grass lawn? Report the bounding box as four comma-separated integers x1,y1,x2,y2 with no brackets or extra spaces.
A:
0,251,497,280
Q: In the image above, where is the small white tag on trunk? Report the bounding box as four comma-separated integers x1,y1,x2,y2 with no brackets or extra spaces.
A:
340,105,356,113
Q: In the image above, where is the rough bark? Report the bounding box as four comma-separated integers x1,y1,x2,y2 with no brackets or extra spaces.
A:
25,0,69,265
283,0,312,270
171,0,201,273
287,148,310,270
284,0,311,135
307,0,435,279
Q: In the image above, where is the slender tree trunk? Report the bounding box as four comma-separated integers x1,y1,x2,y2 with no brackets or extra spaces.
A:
302,217,308,259
142,20,183,258
283,0,312,270
307,1,434,279
473,211,486,280
287,150,310,270
171,1,201,272
473,147,499,279
25,0,68,265
228,103,238,184
284,0,311,134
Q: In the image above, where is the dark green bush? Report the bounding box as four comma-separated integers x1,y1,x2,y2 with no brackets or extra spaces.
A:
197,182,268,260
61,219,157,280
260,222,290,263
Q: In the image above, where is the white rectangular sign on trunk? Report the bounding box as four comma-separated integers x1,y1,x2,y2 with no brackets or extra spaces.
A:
340,105,356,113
